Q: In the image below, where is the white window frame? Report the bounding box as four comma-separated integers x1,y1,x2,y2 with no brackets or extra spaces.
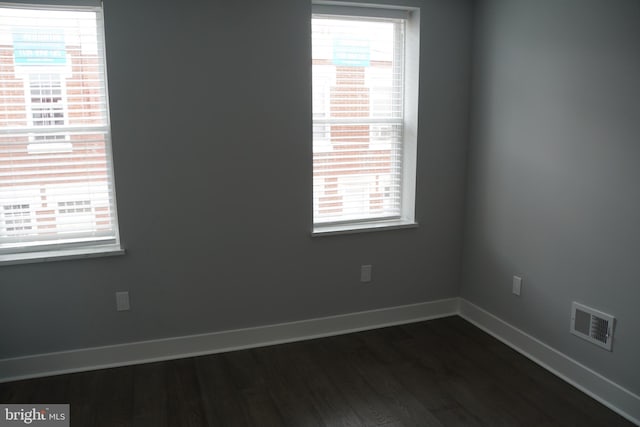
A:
0,1,123,265
311,2,420,236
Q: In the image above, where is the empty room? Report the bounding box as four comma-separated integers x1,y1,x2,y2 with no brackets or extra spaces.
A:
0,0,638,425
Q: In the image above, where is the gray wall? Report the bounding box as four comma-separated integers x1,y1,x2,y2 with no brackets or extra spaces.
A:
0,0,472,358
463,0,640,394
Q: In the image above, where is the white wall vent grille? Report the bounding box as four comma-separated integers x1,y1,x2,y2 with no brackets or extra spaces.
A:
570,302,615,351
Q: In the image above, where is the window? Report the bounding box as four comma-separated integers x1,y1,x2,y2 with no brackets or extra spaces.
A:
1,203,33,235
0,2,122,263
28,73,67,141
312,4,419,234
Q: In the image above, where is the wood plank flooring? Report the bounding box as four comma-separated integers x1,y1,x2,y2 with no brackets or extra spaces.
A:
0,316,634,426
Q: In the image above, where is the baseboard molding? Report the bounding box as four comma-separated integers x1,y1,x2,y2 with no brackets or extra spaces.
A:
458,298,640,426
2,296,638,425
0,297,459,384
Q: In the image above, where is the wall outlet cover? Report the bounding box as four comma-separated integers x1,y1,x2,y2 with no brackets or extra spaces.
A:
360,265,372,283
512,276,522,296
116,291,130,311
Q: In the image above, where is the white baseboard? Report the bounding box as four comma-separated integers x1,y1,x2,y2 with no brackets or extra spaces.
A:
0,297,459,384
458,298,640,426
2,296,638,425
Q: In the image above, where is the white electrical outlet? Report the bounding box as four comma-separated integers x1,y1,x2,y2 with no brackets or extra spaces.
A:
116,291,130,311
512,276,522,296
360,265,372,283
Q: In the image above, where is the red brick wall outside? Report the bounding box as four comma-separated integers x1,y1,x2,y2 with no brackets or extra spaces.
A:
0,43,112,233
314,65,393,218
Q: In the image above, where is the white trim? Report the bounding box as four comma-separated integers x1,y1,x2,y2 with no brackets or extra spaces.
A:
312,218,417,236
1,297,637,425
0,298,459,383
458,298,640,426
402,6,419,226
312,4,411,20
0,1,102,10
312,1,419,15
0,243,124,266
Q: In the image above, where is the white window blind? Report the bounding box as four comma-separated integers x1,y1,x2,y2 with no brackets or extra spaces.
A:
312,11,407,226
0,3,120,256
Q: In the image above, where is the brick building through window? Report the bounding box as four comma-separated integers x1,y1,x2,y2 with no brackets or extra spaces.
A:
312,8,416,231
0,5,119,256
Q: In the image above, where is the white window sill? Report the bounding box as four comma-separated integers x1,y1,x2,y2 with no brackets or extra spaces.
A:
312,219,418,237
0,244,125,267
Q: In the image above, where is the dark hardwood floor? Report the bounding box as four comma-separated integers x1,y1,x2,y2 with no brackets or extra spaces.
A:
0,316,634,426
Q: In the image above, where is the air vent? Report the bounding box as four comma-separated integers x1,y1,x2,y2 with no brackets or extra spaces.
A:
570,302,615,351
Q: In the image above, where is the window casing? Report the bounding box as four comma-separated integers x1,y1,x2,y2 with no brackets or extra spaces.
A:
311,4,419,234
0,2,121,263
